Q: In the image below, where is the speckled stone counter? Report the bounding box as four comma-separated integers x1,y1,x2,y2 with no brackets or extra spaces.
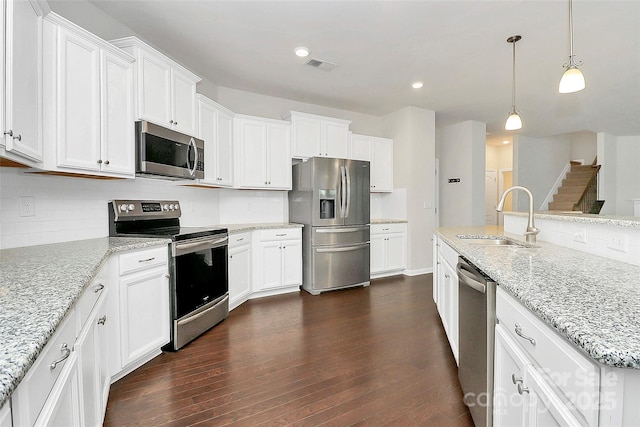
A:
371,219,408,224
0,237,171,408
505,211,640,229
220,222,304,234
434,226,640,369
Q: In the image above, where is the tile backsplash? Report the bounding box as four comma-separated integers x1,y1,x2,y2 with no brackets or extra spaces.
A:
0,168,287,249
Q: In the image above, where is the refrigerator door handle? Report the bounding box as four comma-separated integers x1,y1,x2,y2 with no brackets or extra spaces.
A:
315,226,368,233
345,165,351,218
315,243,369,253
340,165,347,218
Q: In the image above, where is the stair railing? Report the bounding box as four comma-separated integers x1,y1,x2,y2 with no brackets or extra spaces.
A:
576,165,601,213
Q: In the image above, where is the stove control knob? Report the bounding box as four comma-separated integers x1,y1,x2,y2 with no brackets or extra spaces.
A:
128,204,135,211
163,204,169,211
119,204,129,212
174,203,180,211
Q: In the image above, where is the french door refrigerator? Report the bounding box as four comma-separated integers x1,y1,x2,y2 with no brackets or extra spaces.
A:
289,157,370,295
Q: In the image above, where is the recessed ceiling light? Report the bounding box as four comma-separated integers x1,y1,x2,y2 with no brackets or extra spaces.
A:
294,47,310,57
412,81,424,89
502,140,510,144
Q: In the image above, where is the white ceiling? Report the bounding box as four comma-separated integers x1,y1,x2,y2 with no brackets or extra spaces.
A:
55,1,640,140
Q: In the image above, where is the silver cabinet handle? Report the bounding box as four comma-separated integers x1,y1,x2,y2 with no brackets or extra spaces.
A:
444,273,450,279
276,234,287,237
165,274,171,279
138,257,156,263
4,130,13,137
517,383,530,395
50,343,71,370
515,323,536,346
511,374,523,385
170,120,174,124
97,315,107,325
12,134,21,141
382,228,389,231
236,237,244,241
94,283,104,293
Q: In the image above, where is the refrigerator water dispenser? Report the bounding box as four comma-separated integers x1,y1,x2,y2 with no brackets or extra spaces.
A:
319,189,336,219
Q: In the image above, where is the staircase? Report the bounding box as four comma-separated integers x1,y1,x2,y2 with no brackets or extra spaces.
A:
548,160,602,212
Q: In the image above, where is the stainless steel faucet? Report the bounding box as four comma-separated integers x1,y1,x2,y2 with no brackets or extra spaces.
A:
496,185,539,243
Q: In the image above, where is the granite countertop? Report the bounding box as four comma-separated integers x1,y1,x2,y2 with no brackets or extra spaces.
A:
504,211,640,229
371,219,408,224
0,237,171,408
434,226,640,369
220,222,304,234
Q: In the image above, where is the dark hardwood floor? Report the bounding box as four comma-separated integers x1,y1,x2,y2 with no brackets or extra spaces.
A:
104,274,473,426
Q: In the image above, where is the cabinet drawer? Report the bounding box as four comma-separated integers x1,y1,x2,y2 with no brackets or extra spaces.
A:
229,232,252,248
12,310,77,426
371,223,405,234
119,246,168,275
496,287,599,426
75,274,107,330
439,239,460,268
259,228,301,242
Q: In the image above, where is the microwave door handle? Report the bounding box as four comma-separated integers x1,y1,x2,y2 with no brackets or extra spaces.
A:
345,165,351,218
188,137,198,177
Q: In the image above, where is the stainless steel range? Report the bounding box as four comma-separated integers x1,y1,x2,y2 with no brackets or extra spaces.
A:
108,200,228,350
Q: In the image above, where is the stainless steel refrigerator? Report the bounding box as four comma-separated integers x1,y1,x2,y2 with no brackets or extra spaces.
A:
289,157,370,295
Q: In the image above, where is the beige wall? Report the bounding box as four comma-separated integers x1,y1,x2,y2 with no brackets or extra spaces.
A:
383,107,436,273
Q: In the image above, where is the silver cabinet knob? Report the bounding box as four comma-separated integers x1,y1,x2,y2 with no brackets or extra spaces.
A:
97,315,107,325
3,130,13,137
517,383,530,395
97,159,102,164
104,160,110,165
12,134,21,141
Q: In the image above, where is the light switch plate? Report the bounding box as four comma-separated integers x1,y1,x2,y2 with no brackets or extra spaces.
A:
572,228,587,244
607,233,628,253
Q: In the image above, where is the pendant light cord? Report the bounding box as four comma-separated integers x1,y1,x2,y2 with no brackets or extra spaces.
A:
568,0,574,60
512,39,516,109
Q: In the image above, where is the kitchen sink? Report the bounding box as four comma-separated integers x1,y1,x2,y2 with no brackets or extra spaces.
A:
457,235,528,247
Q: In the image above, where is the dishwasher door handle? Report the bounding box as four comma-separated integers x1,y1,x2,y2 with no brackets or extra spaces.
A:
457,263,486,294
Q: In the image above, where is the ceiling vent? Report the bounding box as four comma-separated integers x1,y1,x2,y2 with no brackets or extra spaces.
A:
305,58,338,72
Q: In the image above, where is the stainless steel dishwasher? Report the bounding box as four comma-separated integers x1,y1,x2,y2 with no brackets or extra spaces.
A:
457,256,496,427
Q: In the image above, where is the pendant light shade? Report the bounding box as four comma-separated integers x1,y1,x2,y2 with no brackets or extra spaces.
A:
505,35,522,131
559,0,585,93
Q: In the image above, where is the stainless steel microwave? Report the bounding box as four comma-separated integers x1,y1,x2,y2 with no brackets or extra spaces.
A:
135,121,204,180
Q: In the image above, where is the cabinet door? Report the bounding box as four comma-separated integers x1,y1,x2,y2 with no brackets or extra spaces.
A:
197,97,219,184
432,237,440,305
119,266,170,368
292,114,322,158
137,50,171,127
170,68,196,135
524,365,582,427
35,352,81,427
0,402,11,427
76,294,108,427
323,121,349,158
350,133,372,161
371,137,393,192
256,240,283,291
266,123,291,189
385,233,406,271
56,26,101,171
494,324,529,427
236,118,267,188
281,239,302,287
217,108,234,186
100,50,134,176
4,0,42,161
441,258,458,362
229,244,251,309
370,234,387,274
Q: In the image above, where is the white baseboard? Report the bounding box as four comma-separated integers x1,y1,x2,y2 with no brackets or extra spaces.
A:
403,268,432,276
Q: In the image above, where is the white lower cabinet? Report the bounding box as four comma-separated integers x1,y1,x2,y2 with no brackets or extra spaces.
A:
0,402,11,427
252,228,302,297
229,232,252,310
370,223,406,276
494,286,598,427
432,234,459,364
109,246,170,380
11,273,109,427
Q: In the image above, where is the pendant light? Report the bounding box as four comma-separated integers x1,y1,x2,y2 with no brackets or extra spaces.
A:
505,35,522,131
559,0,585,93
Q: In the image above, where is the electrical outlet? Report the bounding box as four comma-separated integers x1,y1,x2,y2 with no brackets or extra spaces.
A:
19,196,35,217
572,228,587,244
607,233,628,253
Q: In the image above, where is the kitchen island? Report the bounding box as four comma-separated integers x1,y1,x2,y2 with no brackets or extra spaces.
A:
0,237,170,409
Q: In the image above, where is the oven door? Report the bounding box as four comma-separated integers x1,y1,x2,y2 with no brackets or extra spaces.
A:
173,234,228,319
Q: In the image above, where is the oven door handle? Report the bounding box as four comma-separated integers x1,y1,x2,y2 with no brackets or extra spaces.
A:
174,235,228,256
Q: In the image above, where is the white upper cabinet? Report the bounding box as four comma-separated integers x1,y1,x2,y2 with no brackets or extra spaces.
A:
41,13,135,178
111,37,201,137
350,133,372,161
196,94,234,187
285,111,351,159
1,0,44,165
234,114,291,190
371,136,393,192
